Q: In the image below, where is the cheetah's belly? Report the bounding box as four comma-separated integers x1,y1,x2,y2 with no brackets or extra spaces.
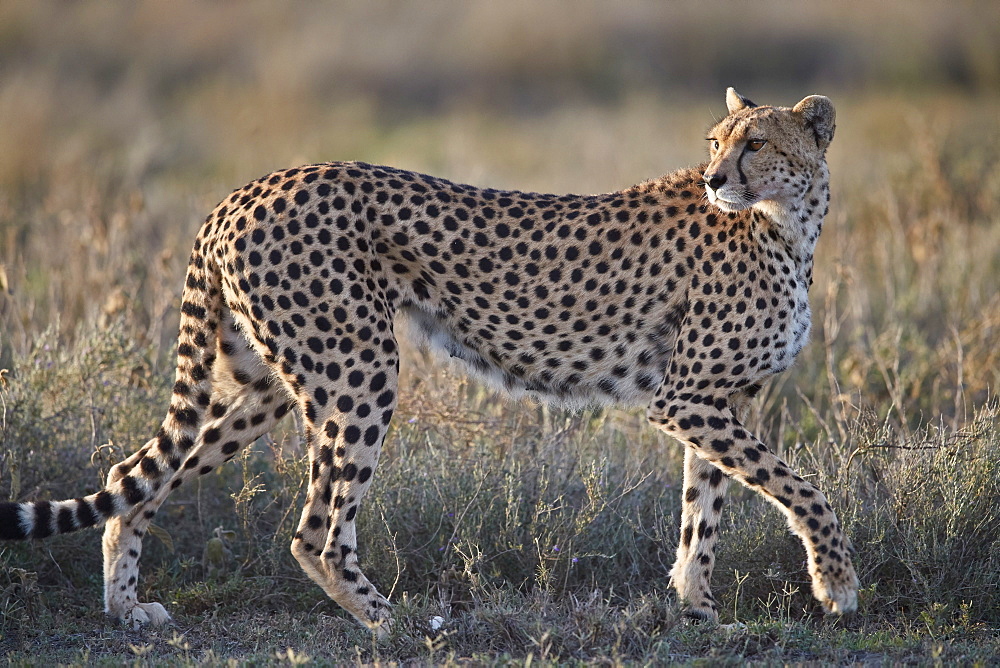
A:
400,304,676,410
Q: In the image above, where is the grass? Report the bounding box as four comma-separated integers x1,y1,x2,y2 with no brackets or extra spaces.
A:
2,1,1000,665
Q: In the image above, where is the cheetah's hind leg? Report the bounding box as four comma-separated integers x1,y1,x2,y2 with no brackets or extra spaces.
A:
280,329,399,637
102,310,291,627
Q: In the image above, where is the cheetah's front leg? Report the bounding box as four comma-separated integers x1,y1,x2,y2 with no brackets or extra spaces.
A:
650,395,858,617
671,448,730,621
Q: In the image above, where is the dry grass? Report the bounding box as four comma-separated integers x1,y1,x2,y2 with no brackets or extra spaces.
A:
1,1,1000,665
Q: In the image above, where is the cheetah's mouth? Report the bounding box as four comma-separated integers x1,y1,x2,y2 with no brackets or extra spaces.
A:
705,186,756,212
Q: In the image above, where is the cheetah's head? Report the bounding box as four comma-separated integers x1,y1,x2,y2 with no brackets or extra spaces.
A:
703,88,835,215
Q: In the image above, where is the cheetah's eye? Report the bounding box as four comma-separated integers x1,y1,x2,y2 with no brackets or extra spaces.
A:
747,139,766,151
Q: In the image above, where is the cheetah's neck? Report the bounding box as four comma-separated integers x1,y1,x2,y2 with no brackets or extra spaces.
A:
752,162,830,269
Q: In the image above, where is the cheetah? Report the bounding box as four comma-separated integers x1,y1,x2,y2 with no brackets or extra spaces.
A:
0,88,858,635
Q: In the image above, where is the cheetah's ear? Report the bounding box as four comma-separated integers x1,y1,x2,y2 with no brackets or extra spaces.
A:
793,95,836,150
726,87,756,114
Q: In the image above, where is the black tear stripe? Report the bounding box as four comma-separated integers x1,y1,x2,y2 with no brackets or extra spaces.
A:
736,146,750,186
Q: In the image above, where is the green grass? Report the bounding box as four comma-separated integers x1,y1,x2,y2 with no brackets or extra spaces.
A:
2,1,1000,665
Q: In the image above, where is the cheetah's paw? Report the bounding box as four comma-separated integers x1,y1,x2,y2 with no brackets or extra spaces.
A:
811,561,859,615
682,605,720,624
117,602,173,629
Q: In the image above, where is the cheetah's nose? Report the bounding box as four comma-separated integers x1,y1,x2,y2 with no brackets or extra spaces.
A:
705,173,727,190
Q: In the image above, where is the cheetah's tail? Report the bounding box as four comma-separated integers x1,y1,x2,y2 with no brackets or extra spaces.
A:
1,242,226,542
0,491,130,540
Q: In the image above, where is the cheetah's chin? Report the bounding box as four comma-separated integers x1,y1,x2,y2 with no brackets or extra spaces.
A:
707,194,753,212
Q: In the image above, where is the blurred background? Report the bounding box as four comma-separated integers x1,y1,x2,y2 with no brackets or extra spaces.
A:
2,0,998,418
1,2,999,658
